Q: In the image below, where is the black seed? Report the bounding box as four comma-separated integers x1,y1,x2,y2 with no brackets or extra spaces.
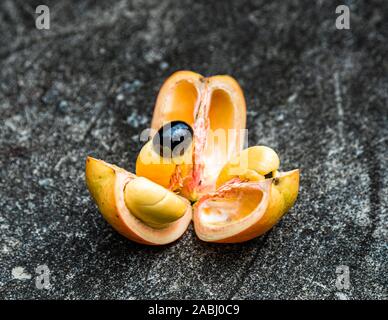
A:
265,172,273,179
152,121,193,158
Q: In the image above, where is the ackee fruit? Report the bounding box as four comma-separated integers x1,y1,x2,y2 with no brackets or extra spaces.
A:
85,71,299,245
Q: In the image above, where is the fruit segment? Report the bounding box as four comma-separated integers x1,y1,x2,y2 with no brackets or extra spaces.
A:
193,169,299,243
137,70,246,200
85,157,192,245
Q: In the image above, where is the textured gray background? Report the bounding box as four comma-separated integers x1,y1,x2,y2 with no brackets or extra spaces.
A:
0,0,387,299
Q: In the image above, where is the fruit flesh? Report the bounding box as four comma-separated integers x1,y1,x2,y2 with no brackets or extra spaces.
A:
216,146,280,188
136,140,193,190
124,177,187,228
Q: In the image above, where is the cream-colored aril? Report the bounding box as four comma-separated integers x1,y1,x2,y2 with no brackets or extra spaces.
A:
123,177,187,229
216,146,280,188
136,140,193,190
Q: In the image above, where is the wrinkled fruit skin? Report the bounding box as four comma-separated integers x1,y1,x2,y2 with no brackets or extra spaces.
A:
85,71,300,245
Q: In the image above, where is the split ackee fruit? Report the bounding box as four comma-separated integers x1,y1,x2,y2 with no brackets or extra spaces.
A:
85,70,300,245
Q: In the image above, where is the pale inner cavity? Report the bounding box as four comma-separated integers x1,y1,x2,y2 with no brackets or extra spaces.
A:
201,89,237,191
200,189,263,226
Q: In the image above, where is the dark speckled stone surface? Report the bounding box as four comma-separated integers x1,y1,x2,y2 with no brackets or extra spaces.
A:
0,0,387,299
